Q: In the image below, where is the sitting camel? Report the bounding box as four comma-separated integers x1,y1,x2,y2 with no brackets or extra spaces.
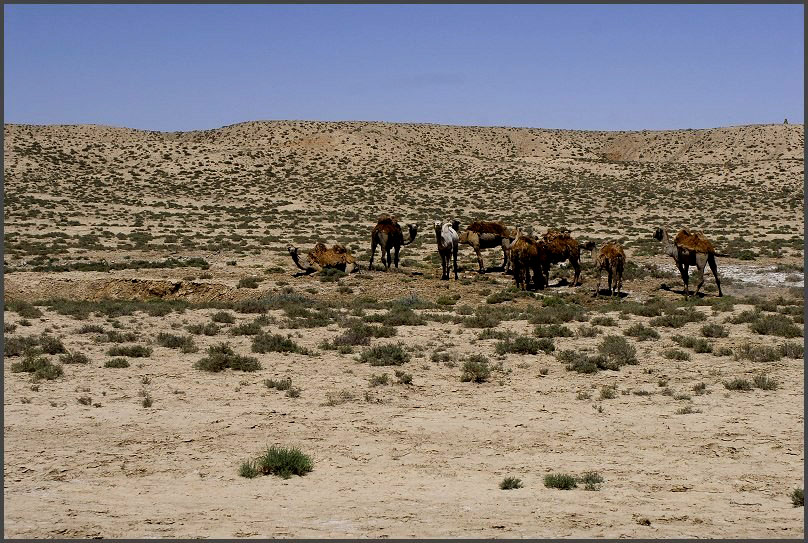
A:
434,219,459,281
287,242,358,275
540,228,583,287
458,220,518,273
368,215,418,271
509,230,548,290
593,241,626,297
653,227,723,298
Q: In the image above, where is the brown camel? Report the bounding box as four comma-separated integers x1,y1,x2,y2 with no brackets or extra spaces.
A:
509,231,549,290
540,228,582,287
287,242,357,275
458,220,518,273
368,215,418,271
653,227,723,298
593,241,626,297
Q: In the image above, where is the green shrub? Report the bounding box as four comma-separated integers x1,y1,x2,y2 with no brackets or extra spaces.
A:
590,316,617,327
239,460,260,479
211,311,236,323
264,377,293,391
791,488,804,507
395,370,413,385
5,300,44,319
734,343,782,363
723,378,753,391
544,473,577,490
230,319,263,336
255,445,313,478
156,332,197,352
107,344,152,357
701,323,728,338
194,343,261,372
3,335,41,357
359,344,410,366
39,334,66,355
749,314,802,338
752,374,778,390
496,336,553,355
461,354,491,383
500,476,523,490
663,349,691,361
11,353,64,380
59,351,89,364
579,471,604,491
649,308,705,328
557,350,608,374
597,336,637,368
534,324,574,338
252,332,300,354
237,276,261,289
779,342,804,358
368,373,390,386
187,322,220,336
624,323,660,341
104,357,130,368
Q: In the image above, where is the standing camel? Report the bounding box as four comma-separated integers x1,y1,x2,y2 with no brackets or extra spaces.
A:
593,241,626,297
368,215,418,271
458,220,517,273
510,230,548,290
540,229,583,287
434,219,459,281
653,227,723,298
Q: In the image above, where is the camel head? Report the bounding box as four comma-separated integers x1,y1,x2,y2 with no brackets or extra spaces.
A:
433,219,442,233
653,228,666,242
451,219,461,233
405,223,418,243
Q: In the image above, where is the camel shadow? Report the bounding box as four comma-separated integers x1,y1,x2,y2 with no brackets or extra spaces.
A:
659,283,707,298
593,288,629,299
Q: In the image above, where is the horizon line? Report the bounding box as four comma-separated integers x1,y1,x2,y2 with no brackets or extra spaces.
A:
4,118,804,135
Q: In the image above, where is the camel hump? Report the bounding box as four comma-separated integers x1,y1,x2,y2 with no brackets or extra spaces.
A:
374,215,401,233
467,220,509,236
600,241,625,261
674,229,715,253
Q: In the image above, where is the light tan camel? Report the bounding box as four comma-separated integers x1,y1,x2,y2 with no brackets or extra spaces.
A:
368,215,418,271
434,219,459,280
540,229,582,287
458,220,517,273
653,227,723,297
287,243,357,275
593,241,626,297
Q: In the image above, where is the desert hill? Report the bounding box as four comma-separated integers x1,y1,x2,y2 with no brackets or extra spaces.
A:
3,120,804,272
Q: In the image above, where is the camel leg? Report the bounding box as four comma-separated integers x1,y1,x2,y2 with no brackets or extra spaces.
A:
708,254,722,297
368,238,377,270
678,263,690,298
572,257,581,286
394,245,400,269
452,244,459,280
694,254,708,297
472,245,484,273
594,268,602,297
616,264,623,297
607,268,614,296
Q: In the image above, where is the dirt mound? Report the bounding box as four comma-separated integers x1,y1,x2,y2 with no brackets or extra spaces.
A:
4,276,248,304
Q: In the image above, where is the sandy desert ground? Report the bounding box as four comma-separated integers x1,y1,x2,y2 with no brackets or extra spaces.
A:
3,120,805,538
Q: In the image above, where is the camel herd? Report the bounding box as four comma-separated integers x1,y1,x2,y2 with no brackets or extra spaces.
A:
287,215,725,299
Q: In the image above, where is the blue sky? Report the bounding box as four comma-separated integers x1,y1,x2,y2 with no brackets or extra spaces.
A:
4,4,804,131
